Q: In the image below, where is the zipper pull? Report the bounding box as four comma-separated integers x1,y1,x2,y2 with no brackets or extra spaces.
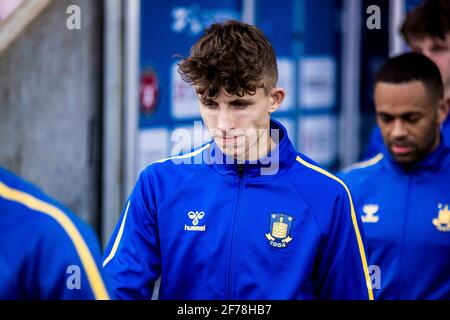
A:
237,164,244,177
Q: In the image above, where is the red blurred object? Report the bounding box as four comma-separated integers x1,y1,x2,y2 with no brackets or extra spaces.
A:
140,68,159,114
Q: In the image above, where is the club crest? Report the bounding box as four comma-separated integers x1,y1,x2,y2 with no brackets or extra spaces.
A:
265,214,294,248
433,204,450,232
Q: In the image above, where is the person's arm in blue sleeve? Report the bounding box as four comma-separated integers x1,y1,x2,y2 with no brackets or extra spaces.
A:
316,189,374,300
30,219,111,300
102,169,160,300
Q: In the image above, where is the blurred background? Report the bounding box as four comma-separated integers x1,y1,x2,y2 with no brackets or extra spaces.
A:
0,0,422,246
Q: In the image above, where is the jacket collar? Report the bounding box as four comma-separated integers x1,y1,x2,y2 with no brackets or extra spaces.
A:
207,119,297,180
381,135,450,175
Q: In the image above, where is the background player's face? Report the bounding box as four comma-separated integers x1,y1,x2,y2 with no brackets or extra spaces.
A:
409,34,450,100
375,81,448,164
199,87,284,161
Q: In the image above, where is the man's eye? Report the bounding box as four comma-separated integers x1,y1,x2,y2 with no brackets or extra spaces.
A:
431,45,449,52
379,115,393,123
232,103,250,109
405,115,421,123
203,102,217,109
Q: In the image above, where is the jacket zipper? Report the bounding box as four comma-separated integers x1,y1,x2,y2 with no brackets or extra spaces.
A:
226,164,245,299
398,174,412,298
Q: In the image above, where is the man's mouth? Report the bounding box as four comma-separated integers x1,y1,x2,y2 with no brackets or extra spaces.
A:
390,144,413,155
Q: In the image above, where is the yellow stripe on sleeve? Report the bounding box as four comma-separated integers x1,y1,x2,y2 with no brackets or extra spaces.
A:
0,182,110,300
295,156,374,300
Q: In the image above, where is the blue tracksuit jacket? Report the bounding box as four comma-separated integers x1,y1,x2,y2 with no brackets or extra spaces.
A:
103,120,373,300
340,140,450,299
0,167,110,300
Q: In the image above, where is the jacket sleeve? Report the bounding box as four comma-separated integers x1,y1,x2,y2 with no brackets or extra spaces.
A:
316,188,374,300
102,169,160,299
32,220,111,300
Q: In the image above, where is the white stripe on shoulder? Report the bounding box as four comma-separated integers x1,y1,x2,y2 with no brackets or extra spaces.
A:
151,143,211,165
342,153,383,174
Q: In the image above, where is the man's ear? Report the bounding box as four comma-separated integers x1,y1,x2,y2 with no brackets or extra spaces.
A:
437,97,450,125
268,88,285,113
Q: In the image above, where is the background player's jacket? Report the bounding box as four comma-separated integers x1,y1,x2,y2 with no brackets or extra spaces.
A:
0,167,110,300
340,139,450,299
103,120,373,300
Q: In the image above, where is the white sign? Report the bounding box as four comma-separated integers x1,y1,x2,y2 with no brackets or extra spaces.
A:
137,128,170,173
276,58,295,111
171,62,201,119
299,57,336,109
298,115,337,165
171,6,239,36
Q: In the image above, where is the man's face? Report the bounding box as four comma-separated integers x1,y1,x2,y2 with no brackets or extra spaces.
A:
375,81,446,164
198,87,284,161
409,34,450,99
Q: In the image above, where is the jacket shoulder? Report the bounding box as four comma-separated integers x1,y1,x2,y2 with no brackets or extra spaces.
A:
137,143,212,203
338,153,384,186
0,167,101,257
290,153,350,198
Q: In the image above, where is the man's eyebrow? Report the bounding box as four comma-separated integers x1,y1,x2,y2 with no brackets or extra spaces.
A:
401,111,423,117
229,98,253,104
201,98,218,104
377,111,423,117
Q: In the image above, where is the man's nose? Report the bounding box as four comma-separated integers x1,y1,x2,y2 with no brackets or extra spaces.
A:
391,119,407,139
217,109,234,133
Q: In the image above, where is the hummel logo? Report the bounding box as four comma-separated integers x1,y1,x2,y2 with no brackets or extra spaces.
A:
188,211,204,225
185,211,206,232
362,204,380,223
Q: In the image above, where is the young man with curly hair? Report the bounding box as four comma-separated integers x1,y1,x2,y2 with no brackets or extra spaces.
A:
103,20,373,300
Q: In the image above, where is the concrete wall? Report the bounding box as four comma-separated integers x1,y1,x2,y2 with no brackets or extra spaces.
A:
0,0,103,230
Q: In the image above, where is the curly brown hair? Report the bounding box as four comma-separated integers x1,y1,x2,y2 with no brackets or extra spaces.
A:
178,20,278,101
401,0,450,42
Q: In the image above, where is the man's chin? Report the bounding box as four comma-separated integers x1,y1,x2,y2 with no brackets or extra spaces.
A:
389,150,418,164
216,142,243,159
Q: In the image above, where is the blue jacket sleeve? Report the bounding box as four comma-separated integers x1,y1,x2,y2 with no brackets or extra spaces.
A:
31,220,111,300
102,169,160,299
316,190,373,300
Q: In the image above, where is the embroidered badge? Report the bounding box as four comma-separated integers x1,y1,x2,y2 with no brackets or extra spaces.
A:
265,214,294,248
433,204,450,232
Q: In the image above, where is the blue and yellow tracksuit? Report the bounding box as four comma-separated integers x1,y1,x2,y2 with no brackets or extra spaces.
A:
103,120,373,300
0,167,110,300
340,140,450,299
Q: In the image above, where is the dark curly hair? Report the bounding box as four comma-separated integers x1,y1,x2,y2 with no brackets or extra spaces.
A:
401,0,450,42
375,52,444,103
178,20,278,101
